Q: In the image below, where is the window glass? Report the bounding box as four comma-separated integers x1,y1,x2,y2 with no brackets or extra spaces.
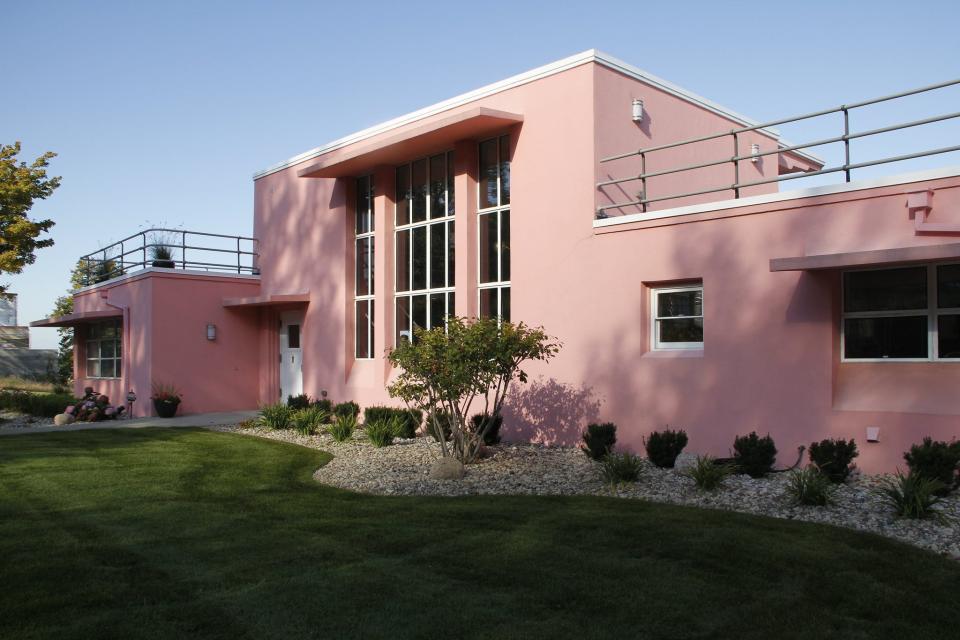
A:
500,287,510,322
288,324,300,349
396,165,410,226
447,151,455,213
395,229,410,292
479,288,496,319
412,294,427,334
657,290,703,318
652,285,703,349
412,226,427,291
355,303,368,358
479,139,498,209
844,267,927,312
429,154,446,219
500,210,510,282
411,159,427,223
84,319,122,378
396,297,410,344
844,316,927,359
447,220,455,287
659,318,704,344
938,315,960,358
430,222,445,289
499,135,510,205
430,293,445,329
938,264,960,308
479,213,497,284
356,175,373,234
355,237,371,296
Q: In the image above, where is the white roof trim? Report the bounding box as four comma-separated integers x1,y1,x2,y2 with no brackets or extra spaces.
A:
74,267,260,294
254,49,805,180
593,165,960,229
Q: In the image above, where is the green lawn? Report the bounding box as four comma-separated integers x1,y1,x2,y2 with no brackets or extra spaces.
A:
1,429,958,639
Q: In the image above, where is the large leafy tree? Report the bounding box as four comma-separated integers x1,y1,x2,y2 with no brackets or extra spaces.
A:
388,317,560,463
0,142,60,294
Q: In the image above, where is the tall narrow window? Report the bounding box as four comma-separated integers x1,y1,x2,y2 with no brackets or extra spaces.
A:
478,135,511,321
355,175,374,359
395,152,455,343
85,318,122,378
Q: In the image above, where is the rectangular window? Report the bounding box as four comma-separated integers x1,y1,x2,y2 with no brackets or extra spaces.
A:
395,152,455,342
842,263,960,361
355,175,375,359
85,318,122,378
477,135,511,322
651,284,703,350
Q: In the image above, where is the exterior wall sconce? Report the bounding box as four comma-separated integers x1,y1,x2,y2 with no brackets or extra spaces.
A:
632,98,644,123
750,143,761,163
206,323,217,341
866,426,880,443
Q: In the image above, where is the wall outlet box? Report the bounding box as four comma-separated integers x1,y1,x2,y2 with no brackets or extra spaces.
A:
866,427,880,443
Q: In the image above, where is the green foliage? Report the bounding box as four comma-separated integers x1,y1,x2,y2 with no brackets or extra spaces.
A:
0,142,60,295
903,437,960,495
600,452,643,485
787,467,836,506
685,456,733,491
258,403,294,430
332,401,360,420
327,413,356,442
287,394,311,410
808,438,859,484
582,422,617,461
644,428,689,468
313,398,333,413
291,406,328,436
365,418,398,448
387,316,560,463
878,471,946,520
470,412,503,445
733,432,778,478
0,390,74,418
364,405,422,439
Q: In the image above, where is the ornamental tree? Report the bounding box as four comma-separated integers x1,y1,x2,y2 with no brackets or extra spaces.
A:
387,317,560,463
0,142,60,294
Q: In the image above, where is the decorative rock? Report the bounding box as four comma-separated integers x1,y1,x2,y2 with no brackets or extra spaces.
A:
429,458,465,480
53,413,75,426
672,452,698,474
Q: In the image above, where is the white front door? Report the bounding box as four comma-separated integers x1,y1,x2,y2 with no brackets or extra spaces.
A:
279,311,304,401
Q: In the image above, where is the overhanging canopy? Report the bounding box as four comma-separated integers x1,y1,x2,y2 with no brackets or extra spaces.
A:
296,107,523,179
770,242,960,272
222,293,310,308
29,309,122,328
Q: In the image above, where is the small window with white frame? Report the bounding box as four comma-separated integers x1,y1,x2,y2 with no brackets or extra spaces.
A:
842,263,960,361
85,318,122,378
651,283,703,350
478,135,510,322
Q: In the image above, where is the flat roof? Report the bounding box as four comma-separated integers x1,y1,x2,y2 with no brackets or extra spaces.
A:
255,49,803,180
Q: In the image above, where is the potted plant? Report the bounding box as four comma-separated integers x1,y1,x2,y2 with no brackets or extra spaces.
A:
151,382,182,418
149,233,177,268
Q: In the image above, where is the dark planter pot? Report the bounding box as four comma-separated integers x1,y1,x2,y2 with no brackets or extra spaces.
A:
153,399,180,418
151,259,176,268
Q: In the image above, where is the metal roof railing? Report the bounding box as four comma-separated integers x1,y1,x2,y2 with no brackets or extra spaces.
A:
597,78,960,217
77,228,259,286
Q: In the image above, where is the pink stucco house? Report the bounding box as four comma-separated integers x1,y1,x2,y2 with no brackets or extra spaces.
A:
33,51,960,471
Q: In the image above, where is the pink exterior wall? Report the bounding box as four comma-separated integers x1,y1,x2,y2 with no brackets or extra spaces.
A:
246,58,960,472
72,270,261,416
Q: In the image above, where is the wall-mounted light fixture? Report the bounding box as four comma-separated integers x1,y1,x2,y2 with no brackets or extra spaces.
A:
206,323,217,341
750,143,761,163
631,98,644,123
866,426,880,443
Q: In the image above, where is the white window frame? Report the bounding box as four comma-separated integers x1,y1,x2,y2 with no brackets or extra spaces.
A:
841,262,960,362
355,175,374,359
394,152,455,343
650,284,704,351
477,135,510,321
85,318,122,379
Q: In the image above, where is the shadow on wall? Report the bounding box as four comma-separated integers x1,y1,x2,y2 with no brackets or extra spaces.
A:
501,377,603,446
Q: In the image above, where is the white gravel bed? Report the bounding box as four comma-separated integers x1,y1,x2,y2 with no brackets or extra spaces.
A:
212,424,960,559
0,411,54,429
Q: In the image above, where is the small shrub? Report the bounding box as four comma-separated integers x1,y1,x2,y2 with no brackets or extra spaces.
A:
313,398,333,414
328,414,356,442
582,422,617,461
904,437,960,495
291,405,329,436
878,471,946,520
685,455,733,491
0,390,77,418
364,406,422,439
644,428,689,468
426,408,452,441
333,401,360,420
600,452,643,485
366,418,397,447
787,467,836,506
470,413,503,445
237,418,257,430
287,394,311,410
809,438,859,484
259,403,294,430
733,432,777,478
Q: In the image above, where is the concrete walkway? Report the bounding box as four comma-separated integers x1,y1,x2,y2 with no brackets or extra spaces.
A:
0,410,258,436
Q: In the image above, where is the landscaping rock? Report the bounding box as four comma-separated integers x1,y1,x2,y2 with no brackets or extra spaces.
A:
672,452,698,474
53,413,74,426
430,458,465,480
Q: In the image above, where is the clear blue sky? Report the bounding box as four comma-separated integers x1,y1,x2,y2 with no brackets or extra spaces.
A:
4,0,959,349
